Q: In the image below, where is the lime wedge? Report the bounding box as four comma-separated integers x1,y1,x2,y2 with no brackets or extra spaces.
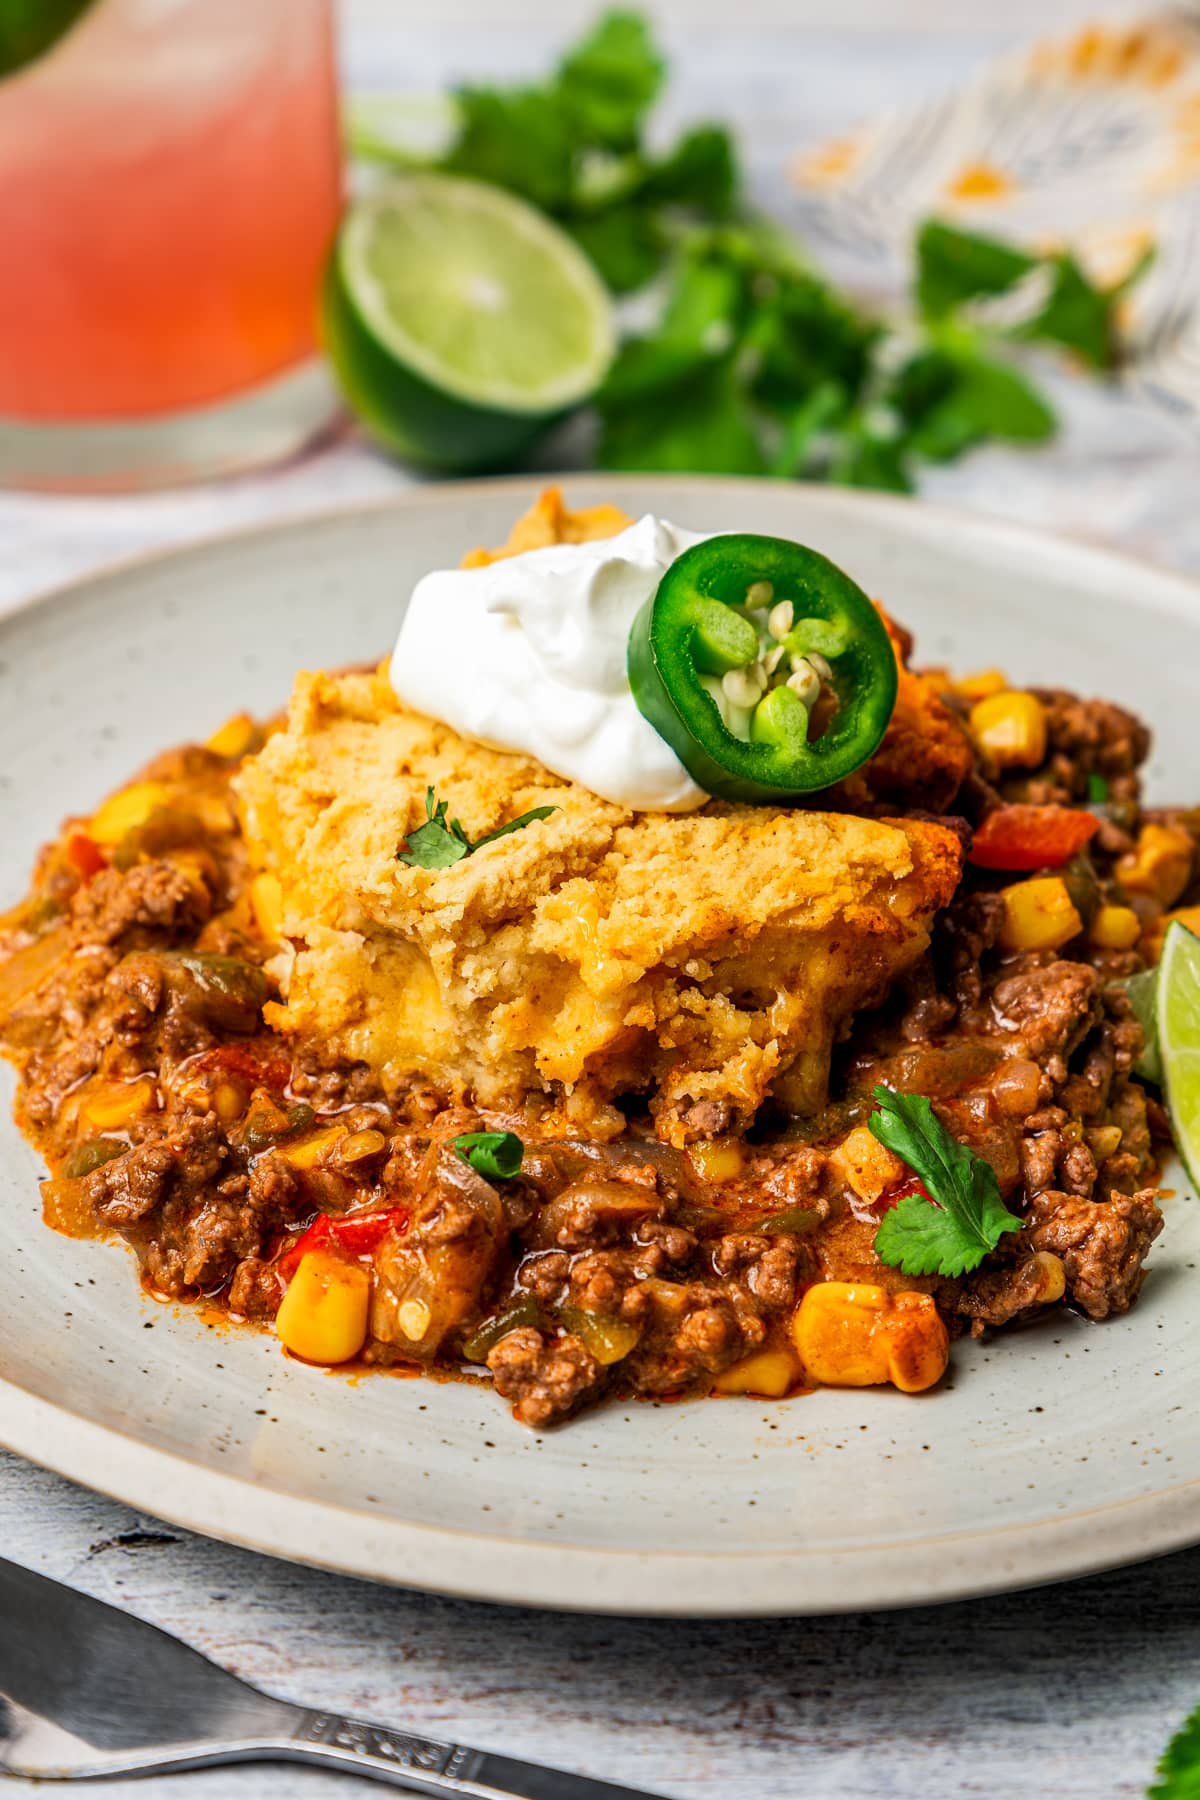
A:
323,173,615,472
1122,964,1163,1086
1159,919,1200,1189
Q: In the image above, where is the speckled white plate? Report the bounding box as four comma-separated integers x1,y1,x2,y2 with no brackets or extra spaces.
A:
2,475,1198,1616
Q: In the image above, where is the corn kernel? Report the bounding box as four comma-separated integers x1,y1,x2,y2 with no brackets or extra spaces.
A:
999,876,1083,952
276,1251,369,1364
205,711,258,760
89,782,171,846
250,872,285,942
1090,904,1142,951
790,1281,949,1394
212,1080,246,1125
830,1124,906,1203
1117,823,1194,909
1025,1250,1066,1304
968,690,1048,771
397,1298,432,1342
714,1348,801,1398
688,1137,745,1184
190,793,236,836
279,1124,348,1171
82,1076,157,1131
955,668,1009,703
1086,1125,1123,1161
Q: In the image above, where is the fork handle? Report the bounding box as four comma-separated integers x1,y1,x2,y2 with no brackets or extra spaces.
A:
284,1708,667,1800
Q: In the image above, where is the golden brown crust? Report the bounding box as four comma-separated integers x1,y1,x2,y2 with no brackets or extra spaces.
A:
829,610,974,814
234,666,962,1142
460,486,635,568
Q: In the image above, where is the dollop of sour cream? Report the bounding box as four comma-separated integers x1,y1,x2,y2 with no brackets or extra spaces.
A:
390,513,713,811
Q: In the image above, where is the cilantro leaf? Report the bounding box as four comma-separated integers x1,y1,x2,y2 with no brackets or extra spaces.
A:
597,354,766,474
658,246,746,349
1015,247,1151,370
869,1086,1023,1277
398,789,556,871
639,124,737,214
767,381,848,478
556,9,664,150
453,1129,525,1180
567,202,664,294
891,342,1056,461
598,336,712,408
397,787,471,870
470,806,559,851
1151,1700,1200,1798
1017,252,1114,368
830,423,915,494
916,220,1151,370
445,86,576,211
749,273,880,411
916,219,1037,320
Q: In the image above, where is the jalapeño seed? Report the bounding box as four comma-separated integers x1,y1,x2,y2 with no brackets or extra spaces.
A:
767,600,795,641
787,658,821,708
722,667,765,710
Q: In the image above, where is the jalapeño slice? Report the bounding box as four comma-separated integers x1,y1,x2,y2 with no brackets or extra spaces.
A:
627,533,897,803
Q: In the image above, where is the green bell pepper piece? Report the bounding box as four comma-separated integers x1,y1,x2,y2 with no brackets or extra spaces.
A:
627,533,898,802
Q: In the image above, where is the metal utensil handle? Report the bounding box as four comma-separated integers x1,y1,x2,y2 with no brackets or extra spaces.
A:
288,1709,666,1800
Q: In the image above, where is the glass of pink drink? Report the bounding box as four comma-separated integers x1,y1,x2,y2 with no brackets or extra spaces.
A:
0,0,343,490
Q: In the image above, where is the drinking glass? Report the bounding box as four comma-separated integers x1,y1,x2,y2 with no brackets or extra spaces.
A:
0,0,343,490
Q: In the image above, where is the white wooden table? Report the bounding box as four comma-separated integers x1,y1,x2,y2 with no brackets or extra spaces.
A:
4,8,1200,1798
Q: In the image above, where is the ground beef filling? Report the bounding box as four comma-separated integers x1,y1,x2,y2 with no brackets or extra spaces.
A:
0,681,1183,1428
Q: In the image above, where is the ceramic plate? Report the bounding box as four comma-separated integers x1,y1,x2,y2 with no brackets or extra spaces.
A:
2,475,1198,1617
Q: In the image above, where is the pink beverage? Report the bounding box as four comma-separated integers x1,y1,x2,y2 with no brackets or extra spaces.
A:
0,0,343,488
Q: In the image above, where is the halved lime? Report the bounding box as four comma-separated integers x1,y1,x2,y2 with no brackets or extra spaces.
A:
1159,919,1200,1189
322,173,615,472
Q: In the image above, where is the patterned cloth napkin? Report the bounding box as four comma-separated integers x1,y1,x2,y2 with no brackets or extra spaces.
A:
790,13,1200,427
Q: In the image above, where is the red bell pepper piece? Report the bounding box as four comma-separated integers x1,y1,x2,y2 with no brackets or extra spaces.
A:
968,804,1099,872
873,1175,936,1219
65,832,106,881
279,1206,409,1280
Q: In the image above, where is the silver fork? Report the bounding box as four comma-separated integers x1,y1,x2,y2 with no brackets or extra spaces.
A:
0,1557,669,1797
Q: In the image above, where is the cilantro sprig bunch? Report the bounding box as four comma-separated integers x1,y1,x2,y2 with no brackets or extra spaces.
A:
353,11,736,295
596,216,1144,490
353,10,1149,493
